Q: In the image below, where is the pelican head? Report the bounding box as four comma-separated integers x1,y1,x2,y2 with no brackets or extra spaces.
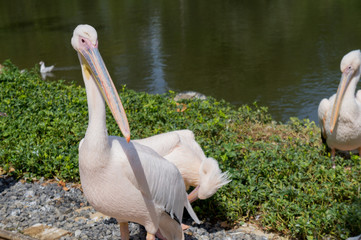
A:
71,24,130,142
330,50,361,133
194,157,231,200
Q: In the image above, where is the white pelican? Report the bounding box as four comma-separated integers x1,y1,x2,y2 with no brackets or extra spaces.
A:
39,61,54,73
71,24,199,240
135,130,231,203
318,49,361,167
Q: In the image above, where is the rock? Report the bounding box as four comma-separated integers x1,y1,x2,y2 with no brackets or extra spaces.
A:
23,223,70,239
90,211,110,222
0,228,38,240
24,190,35,198
174,91,207,101
74,229,82,237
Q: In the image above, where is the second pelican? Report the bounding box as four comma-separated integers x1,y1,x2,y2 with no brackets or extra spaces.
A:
318,49,361,167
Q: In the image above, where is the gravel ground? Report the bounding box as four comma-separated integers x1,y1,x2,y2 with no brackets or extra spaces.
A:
0,175,280,240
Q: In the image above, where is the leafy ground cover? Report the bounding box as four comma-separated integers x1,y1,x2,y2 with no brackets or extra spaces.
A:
0,61,360,239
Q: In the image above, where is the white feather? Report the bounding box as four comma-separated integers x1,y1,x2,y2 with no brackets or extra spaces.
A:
135,129,231,199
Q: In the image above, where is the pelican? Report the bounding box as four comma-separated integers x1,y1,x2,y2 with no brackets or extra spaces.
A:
318,49,361,167
72,24,199,240
39,61,54,73
135,130,231,203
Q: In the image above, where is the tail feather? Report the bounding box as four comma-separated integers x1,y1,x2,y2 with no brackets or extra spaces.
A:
185,199,200,224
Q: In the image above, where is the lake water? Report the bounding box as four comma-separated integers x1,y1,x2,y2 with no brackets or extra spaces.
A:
2,0,361,123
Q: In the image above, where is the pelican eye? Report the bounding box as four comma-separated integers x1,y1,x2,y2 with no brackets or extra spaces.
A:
81,39,85,43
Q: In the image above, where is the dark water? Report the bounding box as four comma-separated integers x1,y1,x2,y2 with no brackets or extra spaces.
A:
2,0,361,123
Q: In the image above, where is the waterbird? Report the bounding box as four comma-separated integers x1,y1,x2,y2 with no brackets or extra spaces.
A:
72,24,199,240
318,49,361,167
135,130,231,203
39,61,54,73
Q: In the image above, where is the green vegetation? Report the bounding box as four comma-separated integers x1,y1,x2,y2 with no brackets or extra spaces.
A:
1,61,361,239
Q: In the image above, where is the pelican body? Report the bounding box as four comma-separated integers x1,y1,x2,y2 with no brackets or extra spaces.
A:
318,50,361,165
72,24,199,240
135,130,230,202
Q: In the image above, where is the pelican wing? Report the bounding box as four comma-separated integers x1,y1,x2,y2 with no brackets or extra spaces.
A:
110,136,199,223
356,90,361,104
134,130,205,188
318,98,329,135
134,131,182,156
134,130,206,161
318,94,336,139
135,130,230,199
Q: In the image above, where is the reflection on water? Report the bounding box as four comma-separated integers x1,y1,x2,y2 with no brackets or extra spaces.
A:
144,14,167,94
41,72,54,80
1,0,361,123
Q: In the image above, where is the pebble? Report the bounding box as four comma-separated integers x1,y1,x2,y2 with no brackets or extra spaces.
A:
74,229,81,237
0,176,274,239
